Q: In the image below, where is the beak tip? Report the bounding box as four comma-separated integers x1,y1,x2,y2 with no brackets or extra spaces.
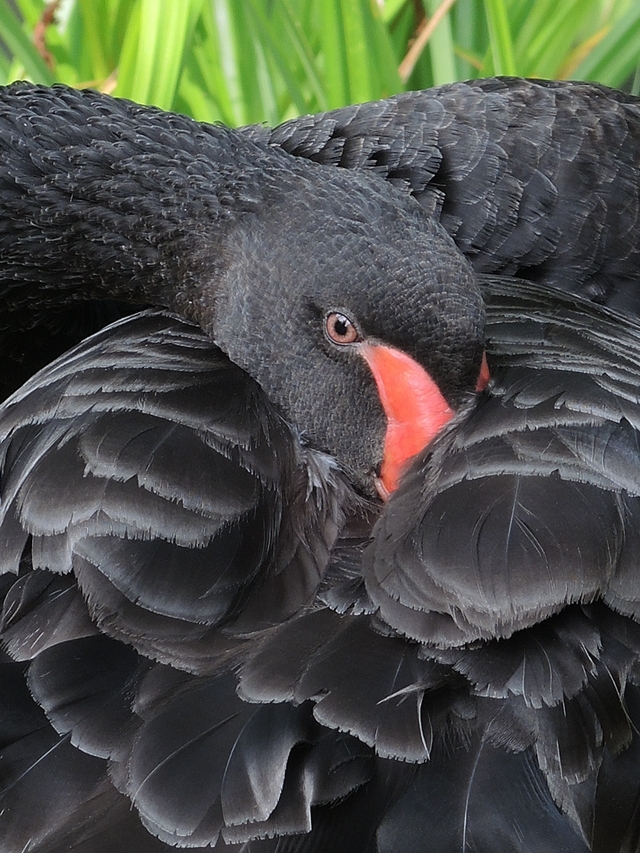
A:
375,475,391,501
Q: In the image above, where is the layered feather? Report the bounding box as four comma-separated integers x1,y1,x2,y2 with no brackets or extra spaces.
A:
2,284,640,850
3,79,640,853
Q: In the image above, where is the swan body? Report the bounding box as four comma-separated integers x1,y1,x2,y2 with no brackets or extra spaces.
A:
1,79,640,852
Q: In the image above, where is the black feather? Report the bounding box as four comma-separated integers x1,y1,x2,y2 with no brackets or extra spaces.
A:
3,79,640,853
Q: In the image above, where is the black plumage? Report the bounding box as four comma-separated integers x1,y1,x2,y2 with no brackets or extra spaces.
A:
254,78,640,312
1,78,640,852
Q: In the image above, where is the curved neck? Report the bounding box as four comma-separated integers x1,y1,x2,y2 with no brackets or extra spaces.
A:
0,83,287,325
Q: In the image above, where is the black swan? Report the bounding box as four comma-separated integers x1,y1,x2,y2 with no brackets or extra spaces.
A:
1,79,640,852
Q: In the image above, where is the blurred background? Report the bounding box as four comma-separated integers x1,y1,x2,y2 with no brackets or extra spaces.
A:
1,0,639,125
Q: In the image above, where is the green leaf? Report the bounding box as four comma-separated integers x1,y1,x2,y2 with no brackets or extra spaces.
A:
483,0,516,76
423,0,457,86
76,0,111,80
380,0,411,24
572,3,640,88
513,0,598,78
0,2,55,83
209,0,251,124
318,0,400,106
361,0,402,98
321,0,351,106
115,0,203,109
244,0,324,116
2,0,639,122
185,6,240,124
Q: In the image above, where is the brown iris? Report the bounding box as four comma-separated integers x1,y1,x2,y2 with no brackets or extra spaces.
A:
325,312,361,345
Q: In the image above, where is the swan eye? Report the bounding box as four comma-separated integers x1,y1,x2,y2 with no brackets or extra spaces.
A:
325,312,361,345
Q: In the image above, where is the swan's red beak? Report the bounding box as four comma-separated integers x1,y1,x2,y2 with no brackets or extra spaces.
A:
361,345,489,498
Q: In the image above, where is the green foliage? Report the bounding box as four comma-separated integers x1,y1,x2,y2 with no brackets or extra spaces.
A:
1,0,639,124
